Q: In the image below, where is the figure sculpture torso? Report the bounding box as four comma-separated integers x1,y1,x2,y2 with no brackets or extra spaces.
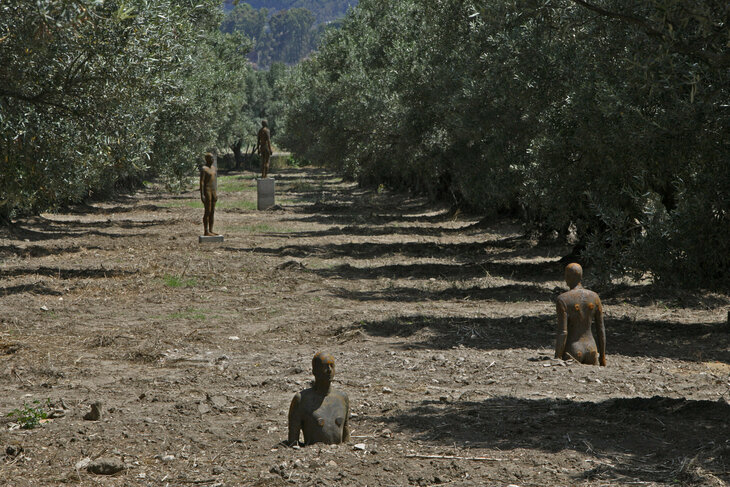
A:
257,126,272,155
288,353,350,446
555,263,606,366
289,388,349,445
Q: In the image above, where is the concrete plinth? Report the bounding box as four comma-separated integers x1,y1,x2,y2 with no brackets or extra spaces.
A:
199,235,224,243
257,178,275,210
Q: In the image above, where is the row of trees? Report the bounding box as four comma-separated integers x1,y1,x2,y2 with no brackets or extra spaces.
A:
0,0,253,220
2,0,725,288
280,0,729,287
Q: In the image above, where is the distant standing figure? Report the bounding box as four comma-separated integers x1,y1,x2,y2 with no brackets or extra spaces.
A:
288,352,350,446
255,120,273,178
199,153,218,236
555,263,606,366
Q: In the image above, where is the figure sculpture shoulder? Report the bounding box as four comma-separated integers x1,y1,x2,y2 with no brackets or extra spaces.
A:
555,263,606,366
288,352,350,446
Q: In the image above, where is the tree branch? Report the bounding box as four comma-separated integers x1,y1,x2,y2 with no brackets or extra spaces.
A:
569,0,663,37
0,89,74,113
570,0,730,68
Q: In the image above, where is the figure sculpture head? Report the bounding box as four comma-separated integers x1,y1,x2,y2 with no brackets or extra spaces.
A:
204,152,214,167
312,352,335,386
565,263,583,289
261,120,268,128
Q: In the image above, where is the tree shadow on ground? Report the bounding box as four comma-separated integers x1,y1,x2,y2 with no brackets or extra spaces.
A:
355,314,729,362
247,240,500,260
1,206,170,243
333,283,556,303
602,283,730,311
609,315,729,362
0,245,91,259
157,194,196,200
275,174,337,182
285,210,457,226
352,314,554,351
67,203,162,215
313,260,560,283
0,267,137,279
51,219,165,230
267,169,335,182
305,195,434,214
21,229,146,241
377,396,729,485
282,192,458,225
277,225,448,238
1,220,148,241
1,282,63,297
270,168,489,227
286,225,523,239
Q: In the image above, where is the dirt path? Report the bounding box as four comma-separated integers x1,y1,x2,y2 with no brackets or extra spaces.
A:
0,167,728,486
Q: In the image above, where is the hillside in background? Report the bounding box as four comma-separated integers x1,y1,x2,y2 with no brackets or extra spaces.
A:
221,1,356,68
222,0,357,24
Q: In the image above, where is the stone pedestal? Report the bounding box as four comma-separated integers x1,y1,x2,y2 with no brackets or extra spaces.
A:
199,235,224,243
257,178,275,210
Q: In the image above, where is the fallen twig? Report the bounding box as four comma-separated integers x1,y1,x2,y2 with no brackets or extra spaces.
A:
10,367,32,386
564,352,579,362
405,454,504,461
180,258,192,278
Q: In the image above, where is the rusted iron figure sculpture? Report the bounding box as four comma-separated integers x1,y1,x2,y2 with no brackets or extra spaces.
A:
288,352,350,446
199,153,218,236
255,120,273,179
555,263,606,366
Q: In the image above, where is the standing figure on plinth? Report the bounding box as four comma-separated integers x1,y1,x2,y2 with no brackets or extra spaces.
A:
255,120,273,178
288,352,350,446
199,153,218,236
555,263,606,366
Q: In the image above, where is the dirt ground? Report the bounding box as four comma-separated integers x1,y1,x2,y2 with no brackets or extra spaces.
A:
0,167,728,487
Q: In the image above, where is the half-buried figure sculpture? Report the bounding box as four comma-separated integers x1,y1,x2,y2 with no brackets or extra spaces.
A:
288,352,350,446
555,263,606,366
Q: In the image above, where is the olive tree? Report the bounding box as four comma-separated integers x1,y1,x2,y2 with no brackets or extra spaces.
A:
0,0,251,218
280,0,728,287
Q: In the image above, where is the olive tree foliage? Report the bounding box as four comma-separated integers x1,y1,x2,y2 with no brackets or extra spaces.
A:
245,63,290,139
515,0,730,286
0,0,251,218
280,0,728,287
148,27,251,189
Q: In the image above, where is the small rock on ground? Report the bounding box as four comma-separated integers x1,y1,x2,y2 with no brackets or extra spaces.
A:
83,402,103,421
87,457,125,475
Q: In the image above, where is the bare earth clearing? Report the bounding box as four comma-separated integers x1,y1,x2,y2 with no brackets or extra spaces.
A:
0,167,728,486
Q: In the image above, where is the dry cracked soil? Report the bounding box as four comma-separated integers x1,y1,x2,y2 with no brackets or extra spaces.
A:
0,167,728,486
